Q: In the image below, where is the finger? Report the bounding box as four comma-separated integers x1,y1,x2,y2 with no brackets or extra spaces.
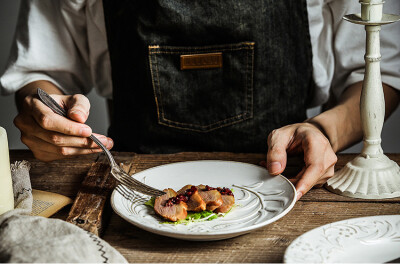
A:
88,133,114,149
294,163,333,185
315,165,335,185
30,147,87,162
294,140,325,198
294,166,333,188
288,167,306,185
266,128,294,175
295,164,325,201
21,133,66,158
15,113,101,148
31,97,92,137
28,146,74,162
289,166,325,188
87,133,114,150
295,160,335,199
14,113,37,133
22,134,104,159
41,132,113,149
64,94,91,123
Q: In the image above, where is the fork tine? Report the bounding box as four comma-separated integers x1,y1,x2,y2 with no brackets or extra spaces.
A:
115,173,158,194
116,185,150,206
116,186,131,200
119,177,164,197
116,185,146,203
118,170,164,195
116,185,134,201
119,183,148,200
112,170,164,197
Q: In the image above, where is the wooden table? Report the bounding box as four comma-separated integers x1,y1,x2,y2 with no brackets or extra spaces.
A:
10,150,400,263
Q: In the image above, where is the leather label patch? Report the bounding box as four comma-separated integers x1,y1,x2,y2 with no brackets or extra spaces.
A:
180,52,223,70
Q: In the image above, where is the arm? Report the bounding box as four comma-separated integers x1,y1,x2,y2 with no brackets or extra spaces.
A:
308,82,400,153
15,81,64,111
266,82,399,200
1,1,113,161
266,0,400,200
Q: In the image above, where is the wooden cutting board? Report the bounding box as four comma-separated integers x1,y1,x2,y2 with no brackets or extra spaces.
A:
66,154,133,236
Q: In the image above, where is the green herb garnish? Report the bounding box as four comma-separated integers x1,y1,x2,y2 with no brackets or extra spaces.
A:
161,210,221,225
145,197,155,207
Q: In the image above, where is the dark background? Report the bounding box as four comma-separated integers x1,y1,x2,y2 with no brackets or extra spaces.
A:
0,0,399,152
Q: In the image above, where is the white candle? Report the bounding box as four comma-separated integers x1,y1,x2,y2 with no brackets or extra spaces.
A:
361,0,383,21
0,126,14,215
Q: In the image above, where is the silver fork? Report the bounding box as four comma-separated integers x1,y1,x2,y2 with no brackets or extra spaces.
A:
36,88,165,199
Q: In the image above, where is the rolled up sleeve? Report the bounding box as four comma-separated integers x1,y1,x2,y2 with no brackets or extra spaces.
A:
331,0,400,99
0,0,92,96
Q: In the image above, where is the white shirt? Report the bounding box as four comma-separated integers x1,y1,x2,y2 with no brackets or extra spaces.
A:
1,0,400,107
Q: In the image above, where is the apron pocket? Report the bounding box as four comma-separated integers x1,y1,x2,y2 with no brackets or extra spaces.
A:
148,42,254,132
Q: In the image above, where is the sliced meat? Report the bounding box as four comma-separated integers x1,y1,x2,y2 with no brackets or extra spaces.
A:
185,191,206,212
177,185,192,194
197,185,223,211
215,194,235,213
154,188,187,222
178,185,206,212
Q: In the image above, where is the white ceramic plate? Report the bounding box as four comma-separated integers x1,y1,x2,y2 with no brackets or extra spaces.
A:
284,215,400,263
111,160,296,241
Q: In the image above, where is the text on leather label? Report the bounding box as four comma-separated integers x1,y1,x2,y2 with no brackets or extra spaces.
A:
180,52,223,70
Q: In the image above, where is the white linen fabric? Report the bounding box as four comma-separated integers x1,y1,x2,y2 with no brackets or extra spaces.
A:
0,161,127,263
1,0,399,107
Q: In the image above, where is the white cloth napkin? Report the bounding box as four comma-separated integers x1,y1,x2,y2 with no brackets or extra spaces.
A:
0,161,127,263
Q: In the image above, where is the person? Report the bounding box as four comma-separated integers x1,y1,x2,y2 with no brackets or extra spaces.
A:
1,0,399,200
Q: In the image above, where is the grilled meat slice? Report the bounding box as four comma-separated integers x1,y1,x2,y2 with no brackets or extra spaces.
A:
177,185,206,212
154,188,187,222
177,185,192,194
197,185,223,211
215,194,235,213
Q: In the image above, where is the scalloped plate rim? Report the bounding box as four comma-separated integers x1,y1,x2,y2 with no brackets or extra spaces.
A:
284,215,400,263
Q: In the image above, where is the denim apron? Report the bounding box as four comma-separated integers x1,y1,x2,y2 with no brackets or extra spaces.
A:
103,0,313,153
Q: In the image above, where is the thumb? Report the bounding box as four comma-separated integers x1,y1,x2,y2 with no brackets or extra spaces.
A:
266,128,293,175
65,94,91,124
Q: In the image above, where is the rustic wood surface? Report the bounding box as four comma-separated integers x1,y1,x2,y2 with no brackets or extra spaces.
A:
10,150,400,263
66,154,116,236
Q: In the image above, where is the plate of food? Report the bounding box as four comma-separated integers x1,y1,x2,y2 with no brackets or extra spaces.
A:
284,215,400,263
111,160,297,241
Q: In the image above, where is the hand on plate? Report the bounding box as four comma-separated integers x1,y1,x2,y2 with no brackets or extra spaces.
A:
265,123,337,200
14,93,113,162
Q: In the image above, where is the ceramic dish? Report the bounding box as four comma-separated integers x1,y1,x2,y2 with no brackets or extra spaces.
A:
284,215,400,263
111,160,296,241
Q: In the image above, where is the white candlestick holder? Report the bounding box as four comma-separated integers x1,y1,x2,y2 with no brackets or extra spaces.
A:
325,0,400,199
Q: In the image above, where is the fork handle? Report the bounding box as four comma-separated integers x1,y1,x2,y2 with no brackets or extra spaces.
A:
36,88,117,167
89,134,117,167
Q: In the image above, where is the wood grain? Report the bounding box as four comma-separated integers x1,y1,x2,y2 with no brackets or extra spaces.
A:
102,201,400,263
65,154,116,236
10,150,99,198
10,150,400,263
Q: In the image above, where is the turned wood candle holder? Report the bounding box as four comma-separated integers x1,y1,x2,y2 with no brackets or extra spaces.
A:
325,0,400,199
